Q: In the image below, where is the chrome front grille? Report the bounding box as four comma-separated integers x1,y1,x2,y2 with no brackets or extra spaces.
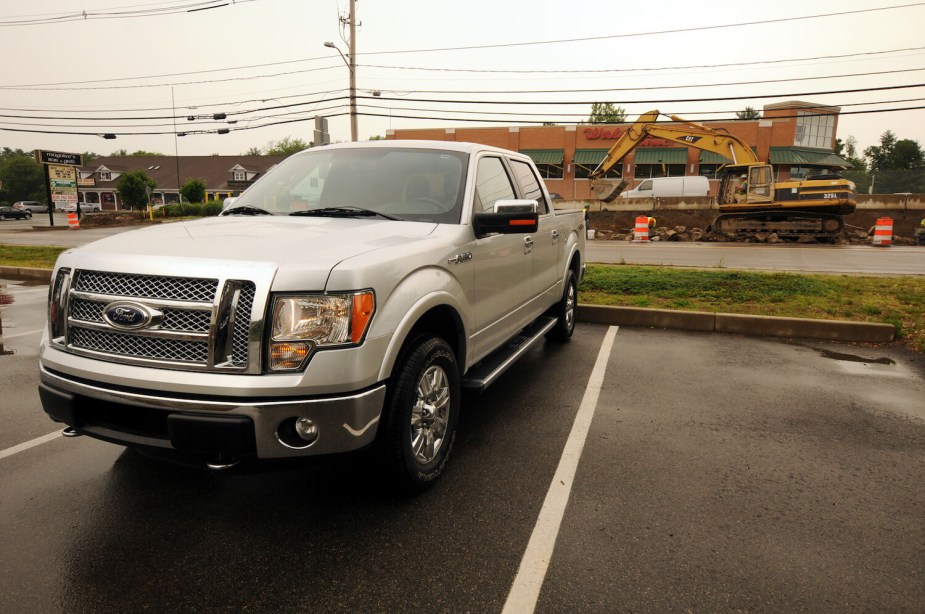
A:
61,269,259,372
74,271,218,302
70,328,209,363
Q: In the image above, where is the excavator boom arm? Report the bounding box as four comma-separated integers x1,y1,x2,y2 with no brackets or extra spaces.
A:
590,110,759,179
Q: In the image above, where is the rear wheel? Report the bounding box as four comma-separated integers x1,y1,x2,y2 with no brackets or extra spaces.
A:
380,334,460,493
547,269,577,342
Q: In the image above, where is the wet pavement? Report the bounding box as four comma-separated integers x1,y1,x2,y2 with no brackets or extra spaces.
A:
2,291,923,612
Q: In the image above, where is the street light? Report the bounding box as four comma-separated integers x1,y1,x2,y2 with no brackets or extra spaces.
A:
324,40,357,142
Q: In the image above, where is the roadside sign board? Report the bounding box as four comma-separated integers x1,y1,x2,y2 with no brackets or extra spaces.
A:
34,150,82,166
34,149,83,226
48,164,79,208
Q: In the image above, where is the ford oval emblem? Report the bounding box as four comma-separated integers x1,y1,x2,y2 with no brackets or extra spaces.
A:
103,301,155,330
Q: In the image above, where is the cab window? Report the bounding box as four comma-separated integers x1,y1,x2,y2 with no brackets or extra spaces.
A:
509,159,549,214
474,157,516,213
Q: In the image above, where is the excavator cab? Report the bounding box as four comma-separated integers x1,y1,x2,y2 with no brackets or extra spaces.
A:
718,164,775,206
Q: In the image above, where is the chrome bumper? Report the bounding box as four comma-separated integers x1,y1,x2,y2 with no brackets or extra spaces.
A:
39,366,387,459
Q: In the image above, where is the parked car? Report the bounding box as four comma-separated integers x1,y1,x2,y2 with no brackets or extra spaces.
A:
13,201,48,213
0,205,32,220
60,202,102,213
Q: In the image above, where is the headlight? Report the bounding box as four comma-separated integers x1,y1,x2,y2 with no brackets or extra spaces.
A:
268,291,375,371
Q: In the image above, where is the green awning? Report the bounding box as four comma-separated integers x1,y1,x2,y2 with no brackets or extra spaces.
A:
520,149,564,165
634,148,687,164
769,147,849,168
699,151,732,164
572,149,610,165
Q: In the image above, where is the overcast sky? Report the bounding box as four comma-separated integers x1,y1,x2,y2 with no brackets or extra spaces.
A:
2,0,924,158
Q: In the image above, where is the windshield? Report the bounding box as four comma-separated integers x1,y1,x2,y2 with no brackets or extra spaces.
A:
229,147,468,223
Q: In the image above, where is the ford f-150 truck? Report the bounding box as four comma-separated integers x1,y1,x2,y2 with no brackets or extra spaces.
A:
38,141,586,491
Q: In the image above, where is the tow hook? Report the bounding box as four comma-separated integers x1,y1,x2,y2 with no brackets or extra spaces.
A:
61,427,81,438
206,455,240,471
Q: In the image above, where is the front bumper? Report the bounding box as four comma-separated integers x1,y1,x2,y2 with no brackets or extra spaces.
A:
39,366,387,459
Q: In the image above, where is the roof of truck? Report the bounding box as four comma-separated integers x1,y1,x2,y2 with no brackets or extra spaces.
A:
302,140,526,157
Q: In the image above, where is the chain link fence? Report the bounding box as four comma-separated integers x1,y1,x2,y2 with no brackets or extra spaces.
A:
843,170,925,195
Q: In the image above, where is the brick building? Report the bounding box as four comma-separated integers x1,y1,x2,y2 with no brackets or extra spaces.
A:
77,155,286,210
386,101,850,200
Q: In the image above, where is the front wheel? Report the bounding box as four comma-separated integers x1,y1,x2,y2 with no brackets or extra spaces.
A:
547,269,577,342
379,334,460,493
24,212,32,220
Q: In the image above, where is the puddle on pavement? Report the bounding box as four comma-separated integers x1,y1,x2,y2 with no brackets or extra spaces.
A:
815,348,896,365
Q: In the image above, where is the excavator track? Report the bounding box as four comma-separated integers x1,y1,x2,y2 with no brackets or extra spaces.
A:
710,210,845,240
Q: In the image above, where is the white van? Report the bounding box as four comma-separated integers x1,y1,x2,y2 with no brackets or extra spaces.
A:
619,176,709,198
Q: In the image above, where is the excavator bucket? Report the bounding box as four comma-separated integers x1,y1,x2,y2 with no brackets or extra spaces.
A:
590,178,629,203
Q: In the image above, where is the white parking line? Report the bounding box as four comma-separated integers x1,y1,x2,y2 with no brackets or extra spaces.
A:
0,430,62,461
3,288,49,295
502,325,619,614
1,328,44,340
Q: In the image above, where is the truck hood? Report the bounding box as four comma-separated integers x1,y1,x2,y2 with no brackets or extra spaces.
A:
64,216,439,290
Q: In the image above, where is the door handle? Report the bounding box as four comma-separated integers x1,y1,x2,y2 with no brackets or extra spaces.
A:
523,236,534,255
551,230,560,243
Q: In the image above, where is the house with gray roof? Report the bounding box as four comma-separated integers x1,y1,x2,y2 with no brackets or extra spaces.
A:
78,155,286,209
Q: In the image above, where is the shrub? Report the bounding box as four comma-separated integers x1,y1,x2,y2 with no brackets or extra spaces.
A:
161,202,222,218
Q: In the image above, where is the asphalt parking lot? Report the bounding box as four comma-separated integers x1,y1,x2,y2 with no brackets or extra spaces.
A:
2,276,923,612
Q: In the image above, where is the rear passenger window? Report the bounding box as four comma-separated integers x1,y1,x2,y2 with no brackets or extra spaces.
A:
474,157,516,213
510,159,549,214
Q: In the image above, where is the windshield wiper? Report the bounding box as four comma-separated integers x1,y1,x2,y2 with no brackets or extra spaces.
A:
289,206,399,221
221,206,273,216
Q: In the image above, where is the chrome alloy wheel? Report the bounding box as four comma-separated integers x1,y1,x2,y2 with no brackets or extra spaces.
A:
564,280,576,332
411,365,451,464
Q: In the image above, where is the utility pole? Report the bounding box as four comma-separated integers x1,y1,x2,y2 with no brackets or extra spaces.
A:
324,0,358,141
347,0,358,142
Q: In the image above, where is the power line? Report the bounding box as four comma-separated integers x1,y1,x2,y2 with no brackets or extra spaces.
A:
353,67,925,96
0,0,261,26
353,3,925,56
1,69,923,123
363,46,925,75
3,96,924,139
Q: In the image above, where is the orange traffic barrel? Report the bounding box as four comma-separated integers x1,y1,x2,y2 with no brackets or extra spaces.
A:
66,212,80,229
872,217,892,247
633,216,649,242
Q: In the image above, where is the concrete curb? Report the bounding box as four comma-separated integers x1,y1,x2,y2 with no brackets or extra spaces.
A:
0,266,897,344
0,266,53,283
578,304,895,344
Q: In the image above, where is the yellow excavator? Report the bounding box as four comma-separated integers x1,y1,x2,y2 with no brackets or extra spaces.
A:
589,110,856,239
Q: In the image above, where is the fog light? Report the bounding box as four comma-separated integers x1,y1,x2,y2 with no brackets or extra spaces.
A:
276,417,320,449
295,417,318,443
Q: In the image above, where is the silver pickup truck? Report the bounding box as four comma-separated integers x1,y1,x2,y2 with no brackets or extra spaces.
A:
38,141,586,491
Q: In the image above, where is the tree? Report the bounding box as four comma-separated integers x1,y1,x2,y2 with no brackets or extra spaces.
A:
180,178,207,204
0,153,46,205
264,136,311,156
368,135,385,141
116,171,156,211
587,103,626,124
736,106,761,120
863,130,925,193
129,150,164,156
863,130,898,173
835,135,866,170
110,149,129,156
244,146,263,156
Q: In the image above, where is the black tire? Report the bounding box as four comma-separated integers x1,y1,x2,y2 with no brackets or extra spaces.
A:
24,212,32,220
379,334,460,493
547,268,577,342
0,215,5,221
